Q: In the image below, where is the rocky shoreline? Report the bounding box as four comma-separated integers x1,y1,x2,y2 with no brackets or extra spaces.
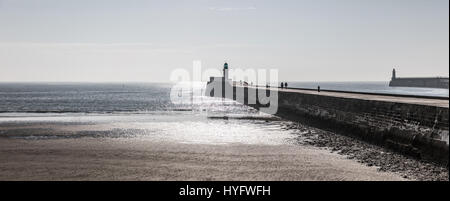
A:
280,121,449,181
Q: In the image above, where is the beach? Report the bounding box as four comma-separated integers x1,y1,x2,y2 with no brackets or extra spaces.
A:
0,136,405,181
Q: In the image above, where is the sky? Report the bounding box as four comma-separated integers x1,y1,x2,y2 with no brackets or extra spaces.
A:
0,0,448,82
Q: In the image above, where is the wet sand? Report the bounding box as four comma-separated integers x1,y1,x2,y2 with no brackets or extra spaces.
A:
0,137,405,181
282,122,449,181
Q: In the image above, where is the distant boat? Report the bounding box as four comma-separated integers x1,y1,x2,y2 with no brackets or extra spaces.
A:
389,69,449,89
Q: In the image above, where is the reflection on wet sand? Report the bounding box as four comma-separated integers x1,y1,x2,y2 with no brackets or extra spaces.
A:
0,113,406,181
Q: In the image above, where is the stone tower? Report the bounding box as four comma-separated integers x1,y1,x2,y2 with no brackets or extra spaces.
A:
392,68,396,80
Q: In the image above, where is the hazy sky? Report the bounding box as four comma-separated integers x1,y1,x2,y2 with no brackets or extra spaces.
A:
0,0,448,82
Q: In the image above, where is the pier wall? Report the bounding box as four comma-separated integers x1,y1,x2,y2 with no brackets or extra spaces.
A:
229,86,449,164
389,77,449,89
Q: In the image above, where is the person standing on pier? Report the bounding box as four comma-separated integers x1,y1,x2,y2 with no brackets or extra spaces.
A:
285,82,288,88
280,82,284,89
318,86,321,92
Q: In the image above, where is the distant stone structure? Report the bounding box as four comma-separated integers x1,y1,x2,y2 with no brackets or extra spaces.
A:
389,68,449,89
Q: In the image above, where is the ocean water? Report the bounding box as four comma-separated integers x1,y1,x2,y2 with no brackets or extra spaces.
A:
0,83,185,113
0,82,294,145
1,82,447,114
0,82,447,145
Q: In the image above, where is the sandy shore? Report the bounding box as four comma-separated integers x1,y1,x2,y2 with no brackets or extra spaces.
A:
280,121,449,181
0,137,405,181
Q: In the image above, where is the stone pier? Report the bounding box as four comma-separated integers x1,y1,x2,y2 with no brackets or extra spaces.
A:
216,85,449,164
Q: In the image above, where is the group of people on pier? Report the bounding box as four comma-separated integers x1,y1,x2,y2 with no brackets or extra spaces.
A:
280,82,288,89
279,82,321,92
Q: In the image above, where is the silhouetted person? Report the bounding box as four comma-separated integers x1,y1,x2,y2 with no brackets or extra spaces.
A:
280,82,284,88
318,86,321,92
285,82,288,88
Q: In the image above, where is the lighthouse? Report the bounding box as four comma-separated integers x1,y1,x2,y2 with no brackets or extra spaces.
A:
392,68,396,80
223,62,229,81
205,62,233,97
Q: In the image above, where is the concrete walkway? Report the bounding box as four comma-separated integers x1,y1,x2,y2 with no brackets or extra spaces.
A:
250,86,449,108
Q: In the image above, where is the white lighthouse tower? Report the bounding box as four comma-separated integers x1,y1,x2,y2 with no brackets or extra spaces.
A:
223,62,229,81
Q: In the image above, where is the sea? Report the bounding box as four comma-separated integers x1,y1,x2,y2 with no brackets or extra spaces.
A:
0,82,447,144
